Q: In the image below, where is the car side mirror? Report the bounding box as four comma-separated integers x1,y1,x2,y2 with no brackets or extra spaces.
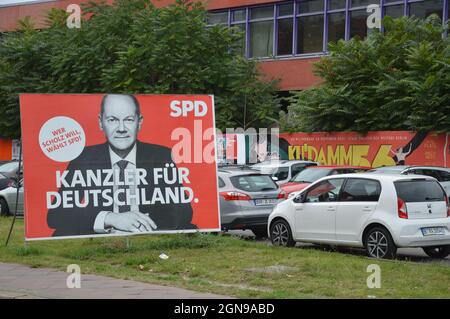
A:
294,193,306,203
272,176,279,181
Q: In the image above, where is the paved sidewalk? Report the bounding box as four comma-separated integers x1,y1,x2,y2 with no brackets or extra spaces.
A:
0,263,231,299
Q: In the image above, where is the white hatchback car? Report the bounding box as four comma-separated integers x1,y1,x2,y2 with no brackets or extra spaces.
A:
268,173,450,259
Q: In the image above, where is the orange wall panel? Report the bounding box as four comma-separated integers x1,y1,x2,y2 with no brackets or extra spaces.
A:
0,139,12,161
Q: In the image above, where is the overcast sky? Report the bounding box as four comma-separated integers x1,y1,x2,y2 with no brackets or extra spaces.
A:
0,0,56,7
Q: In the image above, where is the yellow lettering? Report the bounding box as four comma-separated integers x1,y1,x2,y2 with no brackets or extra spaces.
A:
352,145,371,167
288,146,300,160
338,145,352,165
327,145,339,165
372,145,396,167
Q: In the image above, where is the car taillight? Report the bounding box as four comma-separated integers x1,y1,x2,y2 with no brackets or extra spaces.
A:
397,197,408,219
277,191,287,199
220,191,251,201
445,196,450,218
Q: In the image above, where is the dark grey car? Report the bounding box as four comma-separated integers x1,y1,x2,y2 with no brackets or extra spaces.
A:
218,169,286,238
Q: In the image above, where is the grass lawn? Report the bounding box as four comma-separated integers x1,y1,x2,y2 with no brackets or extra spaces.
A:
0,217,449,298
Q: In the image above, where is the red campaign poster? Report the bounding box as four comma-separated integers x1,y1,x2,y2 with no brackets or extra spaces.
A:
279,131,449,168
20,94,220,240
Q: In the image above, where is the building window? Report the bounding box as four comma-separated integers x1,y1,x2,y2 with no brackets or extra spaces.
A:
351,0,377,7
328,12,346,44
279,2,294,16
350,9,368,38
232,9,246,22
298,0,324,13
277,18,294,55
297,14,324,54
250,6,274,19
409,0,443,20
250,21,274,57
207,11,228,25
384,4,404,19
328,0,346,10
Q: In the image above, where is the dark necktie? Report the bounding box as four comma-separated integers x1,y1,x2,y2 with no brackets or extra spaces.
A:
117,160,130,213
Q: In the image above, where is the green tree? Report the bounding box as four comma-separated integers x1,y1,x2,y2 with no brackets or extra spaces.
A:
0,0,279,138
281,15,450,133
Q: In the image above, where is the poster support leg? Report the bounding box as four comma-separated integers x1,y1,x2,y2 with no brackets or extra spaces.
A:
5,139,22,247
126,237,130,249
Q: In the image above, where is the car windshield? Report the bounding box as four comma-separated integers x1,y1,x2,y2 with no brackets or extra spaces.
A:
230,174,278,192
257,166,289,181
290,168,331,183
395,180,445,202
0,162,18,174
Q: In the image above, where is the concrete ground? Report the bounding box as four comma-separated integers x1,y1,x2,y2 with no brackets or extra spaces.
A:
0,263,232,299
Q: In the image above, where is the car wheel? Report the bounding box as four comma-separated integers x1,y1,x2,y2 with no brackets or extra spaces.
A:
250,227,268,239
270,219,295,247
422,246,450,259
364,227,397,259
0,198,10,216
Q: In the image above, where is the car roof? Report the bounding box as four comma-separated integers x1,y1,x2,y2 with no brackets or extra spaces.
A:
371,165,410,170
252,160,317,167
218,169,263,176
321,172,437,181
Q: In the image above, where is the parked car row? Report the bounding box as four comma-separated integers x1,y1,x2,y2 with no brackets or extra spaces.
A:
218,161,450,259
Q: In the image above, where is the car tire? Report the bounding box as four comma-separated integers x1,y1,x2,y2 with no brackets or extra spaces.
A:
422,246,450,259
270,219,295,247
0,198,10,216
250,227,268,239
364,227,397,259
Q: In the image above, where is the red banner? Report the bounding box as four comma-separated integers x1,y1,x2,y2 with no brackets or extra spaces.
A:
20,94,220,240
279,132,449,168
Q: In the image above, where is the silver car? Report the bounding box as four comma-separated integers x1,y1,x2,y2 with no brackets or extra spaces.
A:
218,168,286,238
0,180,23,216
251,160,318,185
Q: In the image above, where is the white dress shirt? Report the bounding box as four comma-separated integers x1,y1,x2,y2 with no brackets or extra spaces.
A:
94,144,139,233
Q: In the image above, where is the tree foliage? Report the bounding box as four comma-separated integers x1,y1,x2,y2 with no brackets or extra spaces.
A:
0,0,280,138
281,15,450,132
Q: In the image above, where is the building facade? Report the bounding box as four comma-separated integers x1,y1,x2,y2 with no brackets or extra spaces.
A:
1,0,448,92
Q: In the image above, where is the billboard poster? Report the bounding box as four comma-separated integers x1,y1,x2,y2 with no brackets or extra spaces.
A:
279,131,449,168
20,94,220,240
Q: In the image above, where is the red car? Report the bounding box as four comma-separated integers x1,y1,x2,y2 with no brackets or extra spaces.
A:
281,166,371,197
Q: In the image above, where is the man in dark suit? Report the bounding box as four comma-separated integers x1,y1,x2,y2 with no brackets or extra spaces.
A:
47,94,195,236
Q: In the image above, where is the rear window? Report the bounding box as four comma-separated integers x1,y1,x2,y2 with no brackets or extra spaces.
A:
258,167,289,181
230,174,278,192
395,180,446,202
291,168,331,183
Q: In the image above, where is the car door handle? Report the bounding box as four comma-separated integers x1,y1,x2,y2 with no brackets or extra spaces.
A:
362,207,372,212
295,207,303,211
326,207,335,212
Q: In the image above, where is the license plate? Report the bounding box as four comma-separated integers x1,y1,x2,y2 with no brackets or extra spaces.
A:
421,227,446,236
254,199,277,206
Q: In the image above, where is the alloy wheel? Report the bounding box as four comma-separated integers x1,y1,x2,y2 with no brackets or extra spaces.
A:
367,231,388,258
271,223,289,246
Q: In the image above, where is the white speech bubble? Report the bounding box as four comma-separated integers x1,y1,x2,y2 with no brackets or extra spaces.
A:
39,116,86,162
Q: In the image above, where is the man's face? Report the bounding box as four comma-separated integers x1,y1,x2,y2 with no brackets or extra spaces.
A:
99,95,143,152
